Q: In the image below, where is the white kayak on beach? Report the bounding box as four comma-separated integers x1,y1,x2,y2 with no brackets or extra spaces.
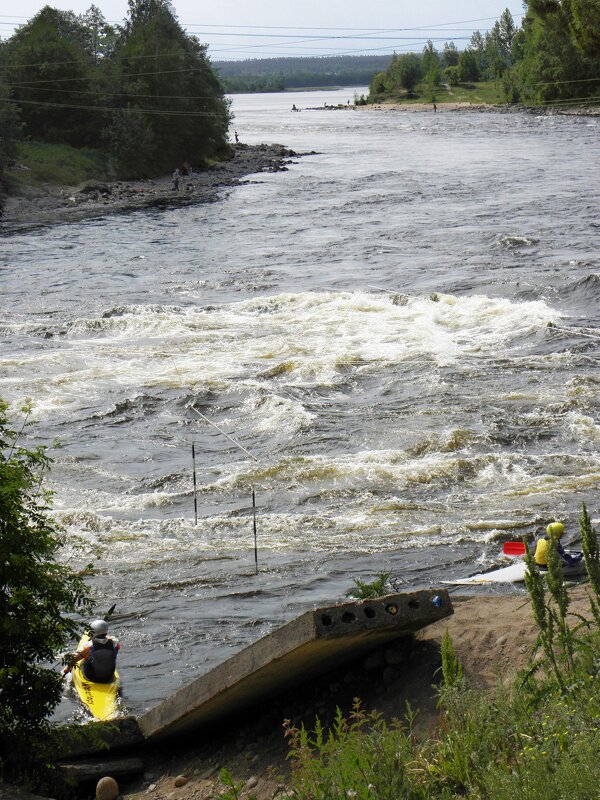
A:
443,552,586,586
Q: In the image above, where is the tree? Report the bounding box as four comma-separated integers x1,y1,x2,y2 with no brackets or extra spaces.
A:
528,0,600,56
442,41,459,68
458,48,480,82
510,1,600,103
422,40,440,79
78,5,117,65
107,0,231,177
4,6,103,147
368,70,387,98
393,53,423,93
0,399,93,787
0,74,22,214
444,66,460,86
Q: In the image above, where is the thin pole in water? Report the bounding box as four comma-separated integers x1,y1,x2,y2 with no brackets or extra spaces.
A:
252,488,258,575
192,443,198,526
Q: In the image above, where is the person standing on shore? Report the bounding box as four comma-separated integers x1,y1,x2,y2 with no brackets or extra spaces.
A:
172,167,180,191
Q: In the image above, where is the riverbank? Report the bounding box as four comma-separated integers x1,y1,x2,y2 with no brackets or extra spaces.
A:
113,586,593,800
360,100,600,115
1,143,304,230
2,584,596,800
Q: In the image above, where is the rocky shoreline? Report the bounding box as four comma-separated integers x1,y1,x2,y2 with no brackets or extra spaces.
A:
361,100,600,115
1,143,307,231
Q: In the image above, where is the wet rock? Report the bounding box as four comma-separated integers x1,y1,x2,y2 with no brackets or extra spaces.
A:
174,775,189,787
245,776,259,790
96,776,119,800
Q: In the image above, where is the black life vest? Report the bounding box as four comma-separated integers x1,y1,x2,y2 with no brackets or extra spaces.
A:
82,636,117,683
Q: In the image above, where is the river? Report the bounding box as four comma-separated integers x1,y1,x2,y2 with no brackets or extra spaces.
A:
1,88,599,719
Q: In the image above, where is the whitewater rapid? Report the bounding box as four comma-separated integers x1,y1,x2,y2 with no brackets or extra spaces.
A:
1,89,599,716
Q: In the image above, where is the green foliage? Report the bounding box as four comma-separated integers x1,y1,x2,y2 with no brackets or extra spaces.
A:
218,767,247,800
346,572,390,599
1,0,231,183
442,41,459,68
507,1,600,104
440,629,462,687
106,0,231,177
0,398,93,788
580,502,600,623
444,66,460,86
4,6,103,147
284,702,423,800
0,75,22,210
458,49,480,83
13,140,109,186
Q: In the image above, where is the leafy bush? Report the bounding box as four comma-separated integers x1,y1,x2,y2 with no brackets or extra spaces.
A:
0,399,93,790
346,572,391,599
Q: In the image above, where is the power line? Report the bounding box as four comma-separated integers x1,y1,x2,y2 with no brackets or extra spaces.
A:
11,84,231,101
0,95,226,117
0,13,524,31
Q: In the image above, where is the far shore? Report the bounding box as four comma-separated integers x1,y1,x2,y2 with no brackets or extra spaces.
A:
350,100,600,116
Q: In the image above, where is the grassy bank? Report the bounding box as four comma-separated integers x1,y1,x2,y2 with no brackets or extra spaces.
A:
11,141,110,189
370,80,505,106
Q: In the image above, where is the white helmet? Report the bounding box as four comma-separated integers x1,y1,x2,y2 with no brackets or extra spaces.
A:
90,619,109,637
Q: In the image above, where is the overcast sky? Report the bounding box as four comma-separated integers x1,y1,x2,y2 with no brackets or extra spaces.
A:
0,1,523,60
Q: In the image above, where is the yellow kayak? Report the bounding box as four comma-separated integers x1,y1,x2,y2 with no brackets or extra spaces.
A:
71,634,121,721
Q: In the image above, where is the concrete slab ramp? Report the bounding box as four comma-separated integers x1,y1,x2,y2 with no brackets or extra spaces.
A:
138,589,452,742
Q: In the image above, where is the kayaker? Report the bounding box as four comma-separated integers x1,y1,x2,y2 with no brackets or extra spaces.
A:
534,521,583,571
63,619,120,683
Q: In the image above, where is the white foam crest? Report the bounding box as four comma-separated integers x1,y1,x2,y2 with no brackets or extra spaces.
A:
224,392,316,435
206,448,513,493
55,508,456,563
5,290,558,419
566,412,600,445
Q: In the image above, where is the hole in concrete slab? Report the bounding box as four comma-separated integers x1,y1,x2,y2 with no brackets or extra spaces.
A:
321,614,333,626
341,612,356,623
408,600,419,609
385,604,398,615
363,606,376,619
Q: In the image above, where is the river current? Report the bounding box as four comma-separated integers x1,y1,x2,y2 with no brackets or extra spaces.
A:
1,89,599,718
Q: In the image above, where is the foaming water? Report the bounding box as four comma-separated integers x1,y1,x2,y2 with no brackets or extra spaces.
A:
1,89,600,718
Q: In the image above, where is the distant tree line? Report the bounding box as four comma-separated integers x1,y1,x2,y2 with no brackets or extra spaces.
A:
369,4,600,105
214,55,392,93
0,0,231,209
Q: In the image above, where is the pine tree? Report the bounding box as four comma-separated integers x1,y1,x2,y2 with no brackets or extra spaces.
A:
106,0,231,178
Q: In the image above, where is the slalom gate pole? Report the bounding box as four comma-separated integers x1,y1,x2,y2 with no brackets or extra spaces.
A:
252,488,258,575
192,443,198,526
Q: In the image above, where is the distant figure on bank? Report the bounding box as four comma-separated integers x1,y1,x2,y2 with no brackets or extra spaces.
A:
63,619,120,684
172,167,180,191
234,130,239,143
292,104,298,112
433,103,437,112
534,521,583,570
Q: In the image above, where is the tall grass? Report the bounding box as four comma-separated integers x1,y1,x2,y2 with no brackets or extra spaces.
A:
13,141,109,186
284,502,600,799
